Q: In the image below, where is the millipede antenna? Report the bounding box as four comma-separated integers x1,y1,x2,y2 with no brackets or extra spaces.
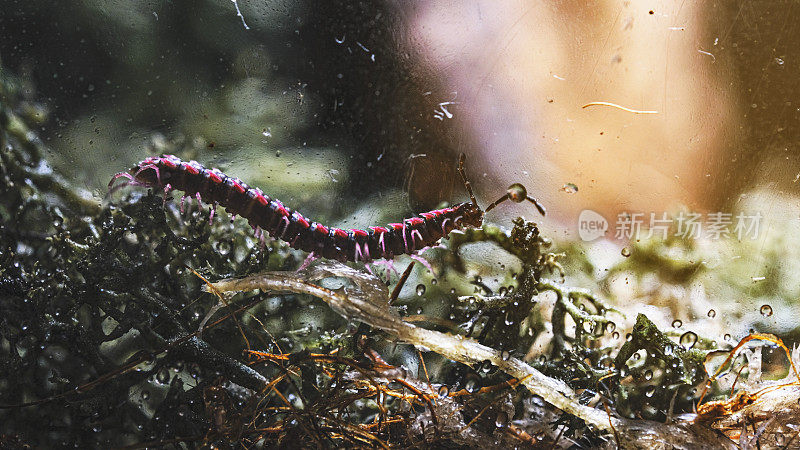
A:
483,195,508,213
457,153,478,207
484,183,546,216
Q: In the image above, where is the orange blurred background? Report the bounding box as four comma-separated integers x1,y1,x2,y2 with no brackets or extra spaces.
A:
407,0,755,238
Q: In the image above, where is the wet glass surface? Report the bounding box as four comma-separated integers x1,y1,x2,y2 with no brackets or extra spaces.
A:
2,1,800,447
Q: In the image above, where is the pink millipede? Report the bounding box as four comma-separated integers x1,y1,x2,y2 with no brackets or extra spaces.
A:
109,154,545,263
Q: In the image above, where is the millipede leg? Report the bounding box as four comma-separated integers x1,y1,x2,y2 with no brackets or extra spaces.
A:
525,195,547,216
297,252,318,271
163,183,172,207
259,232,266,250
106,172,137,198
107,172,134,189
401,226,410,254
409,253,433,274
410,229,423,249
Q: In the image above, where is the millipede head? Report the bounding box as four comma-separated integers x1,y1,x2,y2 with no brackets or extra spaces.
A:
107,158,164,194
456,201,485,229
130,155,181,188
457,154,546,218
131,162,161,187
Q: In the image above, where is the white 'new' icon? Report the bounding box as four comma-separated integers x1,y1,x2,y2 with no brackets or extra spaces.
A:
578,210,608,241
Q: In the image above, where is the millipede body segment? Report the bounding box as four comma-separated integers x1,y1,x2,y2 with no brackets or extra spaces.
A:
112,155,486,263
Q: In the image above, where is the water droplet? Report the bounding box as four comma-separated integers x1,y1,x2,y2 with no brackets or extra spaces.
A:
437,385,449,398
327,169,339,182
416,284,426,296
216,240,231,256
561,182,578,193
775,57,785,65
626,333,633,342
760,304,773,317
262,127,272,137
495,411,509,428
501,350,511,361
612,331,620,339
605,322,616,333
397,366,408,379
464,379,478,393
156,368,170,384
645,385,656,397
644,370,653,381
430,278,437,285
680,331,698,350
672,319,682,329
507,183,528,202
621,247,631,257
707,309,716,318
724,333,732,342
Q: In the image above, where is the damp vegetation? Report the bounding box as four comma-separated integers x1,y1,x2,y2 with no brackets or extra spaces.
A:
2,68,800,449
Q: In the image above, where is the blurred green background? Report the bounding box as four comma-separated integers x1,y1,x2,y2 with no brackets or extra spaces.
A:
0,0,469,227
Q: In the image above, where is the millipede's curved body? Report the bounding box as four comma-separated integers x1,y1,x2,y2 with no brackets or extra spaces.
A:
112,155,485,263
